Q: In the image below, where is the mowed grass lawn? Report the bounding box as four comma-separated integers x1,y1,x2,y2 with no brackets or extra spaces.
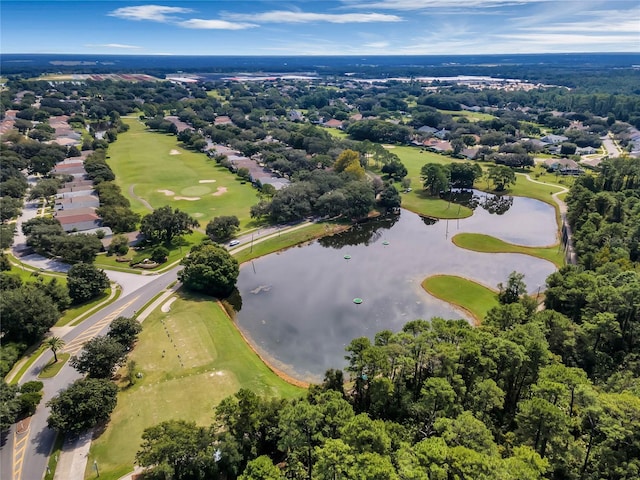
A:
383,145,569,218
422,274,499,325
452,232,565,268
376,145,474,219
233,222,348,264
88,292,302,480
108,118,258,229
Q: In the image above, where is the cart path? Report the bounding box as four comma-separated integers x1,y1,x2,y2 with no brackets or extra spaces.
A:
128,184,154,211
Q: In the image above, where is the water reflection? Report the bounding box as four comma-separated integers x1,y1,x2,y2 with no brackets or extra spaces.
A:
318,214,399,248
235,197,558,383
447,189,514,215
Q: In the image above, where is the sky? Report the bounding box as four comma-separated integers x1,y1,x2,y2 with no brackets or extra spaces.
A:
1,0,639,56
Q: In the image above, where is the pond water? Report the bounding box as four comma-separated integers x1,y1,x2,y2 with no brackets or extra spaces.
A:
234,193,559,383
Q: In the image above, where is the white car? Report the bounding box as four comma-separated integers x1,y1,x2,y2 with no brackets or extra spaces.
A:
229,240,240,247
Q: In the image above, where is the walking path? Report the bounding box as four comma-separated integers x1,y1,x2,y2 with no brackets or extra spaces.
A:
53,431,92,480
128,184,153,211
518,173,575,263
518,173,569,215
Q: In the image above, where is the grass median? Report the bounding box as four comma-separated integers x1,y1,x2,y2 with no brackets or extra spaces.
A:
87,291,303,480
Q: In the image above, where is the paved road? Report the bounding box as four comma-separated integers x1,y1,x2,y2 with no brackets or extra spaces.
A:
2,205,314,480
601,134,621,159
0,268,180,480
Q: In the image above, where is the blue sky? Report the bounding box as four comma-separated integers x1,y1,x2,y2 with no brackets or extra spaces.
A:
1,0,639,55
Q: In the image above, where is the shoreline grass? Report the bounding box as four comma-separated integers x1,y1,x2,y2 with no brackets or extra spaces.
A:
422,274,499,325
233,221,350,264
452,232,565,268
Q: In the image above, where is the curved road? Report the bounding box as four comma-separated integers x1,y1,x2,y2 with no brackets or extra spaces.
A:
1,267,180,480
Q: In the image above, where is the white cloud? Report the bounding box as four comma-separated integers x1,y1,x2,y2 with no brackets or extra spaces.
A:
342,0,551,10
516,9,640,35
363,41,391,48
496,32,640,47
227,10,402,24
84,43,142,49
108,5,192,22
179,19,258,30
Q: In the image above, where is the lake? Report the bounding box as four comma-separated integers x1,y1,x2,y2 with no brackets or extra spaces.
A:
235,193,558,382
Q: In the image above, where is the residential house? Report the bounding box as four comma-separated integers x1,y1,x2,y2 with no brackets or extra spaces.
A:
55,194,100,211
56,212,102,233
543,158,584,175
288,110,304,122
434,128,450,140
417,125,438,135
323,119,344,129
165,116,192,133
540,134,569,144
214,115,233,126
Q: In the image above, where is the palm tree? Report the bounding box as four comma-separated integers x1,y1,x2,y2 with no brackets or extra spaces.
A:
46,336,65,363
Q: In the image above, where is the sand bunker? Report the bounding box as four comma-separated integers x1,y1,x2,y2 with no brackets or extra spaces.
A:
212,187,228,196
158,189,175,196
382,144,396,149
161,297,177,313
174,196,200,201
169,149,181,155
199,179,217,183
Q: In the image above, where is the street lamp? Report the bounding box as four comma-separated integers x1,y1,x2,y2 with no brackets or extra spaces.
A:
94,460,100,477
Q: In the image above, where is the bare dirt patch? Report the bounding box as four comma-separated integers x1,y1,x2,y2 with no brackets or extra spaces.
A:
174,196,200,201
199,179,217,184
158,189,175,196
212,187,228,196
169,149,181,155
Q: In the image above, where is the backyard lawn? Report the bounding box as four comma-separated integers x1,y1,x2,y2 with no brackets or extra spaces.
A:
107,118,259,229
87,292,302,479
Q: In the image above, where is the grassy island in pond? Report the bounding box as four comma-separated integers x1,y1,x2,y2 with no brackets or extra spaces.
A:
452,233,565,268
422,275,499,324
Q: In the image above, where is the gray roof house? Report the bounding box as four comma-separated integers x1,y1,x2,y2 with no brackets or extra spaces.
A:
417,125,438,135
55,194,100,210
288,110,304,122
540,134,569,144
434,128,450,140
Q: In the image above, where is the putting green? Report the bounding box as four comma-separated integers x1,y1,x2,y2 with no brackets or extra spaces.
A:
181,185,211,196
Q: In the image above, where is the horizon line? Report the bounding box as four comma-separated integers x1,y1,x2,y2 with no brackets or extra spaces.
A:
3,51,639,57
